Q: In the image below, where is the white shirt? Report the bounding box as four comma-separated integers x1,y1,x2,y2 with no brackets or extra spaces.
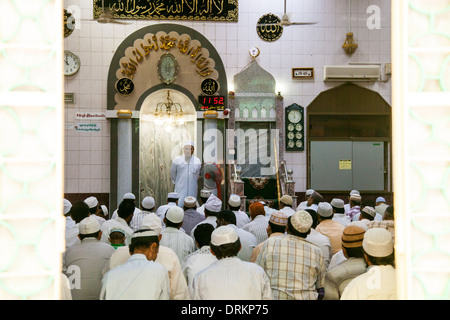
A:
65,223,80,250
328,249,347,270
100,254,170,300
111,207,141,231
190,216,218,239
227,224,258,262
192,257,272,300
155,202,177,227
296,200,309,211
279,206,296,217
100,217,134,246
182,245,217,297
170,155,202,208
306,228,333,269
107,245,190,300
233,209,251,228
160,227,196,263
243,215,269,244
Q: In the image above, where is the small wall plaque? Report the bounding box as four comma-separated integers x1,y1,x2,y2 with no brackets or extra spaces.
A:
65,92,75,104
292,68,314,79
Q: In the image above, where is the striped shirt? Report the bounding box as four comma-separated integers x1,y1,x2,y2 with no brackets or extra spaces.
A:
160,227,196,264
255,234,326,300
242,215,269,244
129,209,153,231
192,257,272,300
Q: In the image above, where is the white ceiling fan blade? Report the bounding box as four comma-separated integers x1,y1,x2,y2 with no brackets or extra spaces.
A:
290,22,318,25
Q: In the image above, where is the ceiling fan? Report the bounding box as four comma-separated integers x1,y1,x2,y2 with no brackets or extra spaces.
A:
85,0,131,25
258,0,318,27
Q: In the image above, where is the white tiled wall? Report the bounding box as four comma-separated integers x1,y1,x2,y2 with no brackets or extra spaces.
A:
63,0,392,194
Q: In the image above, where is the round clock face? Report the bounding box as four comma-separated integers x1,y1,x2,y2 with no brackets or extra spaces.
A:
296,141,303,148
288,140,294,148
296,132,303,139
158,53,178,84
287,124,294,131
64,50,80,76
249,47,260,58
288,132,294,140
288,109,302,124
295,124,303,131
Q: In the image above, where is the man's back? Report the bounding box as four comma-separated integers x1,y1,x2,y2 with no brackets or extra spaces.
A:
64,238,115,300
160,227,196,264
256,234,325,300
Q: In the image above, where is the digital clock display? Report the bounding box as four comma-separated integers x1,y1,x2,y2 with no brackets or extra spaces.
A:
199,95,225,110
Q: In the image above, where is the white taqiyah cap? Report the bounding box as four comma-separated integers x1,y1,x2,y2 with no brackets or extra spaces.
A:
63,199,72,215
305,189,315,196
131,228,159,239
141,196,155,210
349,190,360,196
280,195,293,206
317,202,333,217
184,140,194,147
205,194,222,212
123,193,135,200
184,196,197,208
200,189,211,198
79,216,101,234
363,228,394,257
291,210,313,233
166,206,184,223
140,213,162,235
168,192,179,199
362,206,377,218
101,205,108,217
376,197,386,203
331,198,345,209
210,226,239,246
228,194,241,207
350,194,362,201
84,196,98,209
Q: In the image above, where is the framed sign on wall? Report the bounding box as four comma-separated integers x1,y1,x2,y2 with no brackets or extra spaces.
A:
292,68,314,79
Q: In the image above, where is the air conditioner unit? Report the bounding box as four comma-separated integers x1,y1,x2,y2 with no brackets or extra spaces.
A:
323,65,381,81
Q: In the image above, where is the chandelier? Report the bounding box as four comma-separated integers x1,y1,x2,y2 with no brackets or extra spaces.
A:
153,90,184,125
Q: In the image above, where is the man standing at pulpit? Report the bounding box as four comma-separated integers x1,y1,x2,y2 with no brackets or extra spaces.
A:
170,141,202,208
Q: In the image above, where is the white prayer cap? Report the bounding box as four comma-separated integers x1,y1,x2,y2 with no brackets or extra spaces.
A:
84,196,98,209
141,213,162,235
110,227,125,236
280,195,293,206
349,190,360,196
228,194,241,207
317,202,333,218
168,192,179,199
363,228,394,257
131,229,159,239
211,226,239,246
362,206,376,218
269,211,288,226
166,206,184,223
205,194,222,212
350,194,361,201
305,189,315,196
184,140,194,147
331,198,345,209
123,193,135,200
63,199,72,215
376,197,386,203
141,196,155,210
101,205,108,217
79,216,100,235
200,189,211,198
291,210,313,233
184,196,197,208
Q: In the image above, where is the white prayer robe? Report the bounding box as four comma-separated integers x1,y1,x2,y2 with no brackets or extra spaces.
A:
170,155,202,208
100,254,170,300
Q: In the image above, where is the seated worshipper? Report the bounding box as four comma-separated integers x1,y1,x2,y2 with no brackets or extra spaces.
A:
296,189,315,211
63,216,115,300
344,190,360,214
84,196,106,227
315,202,345,255
366,205,395,242
358,206,377,226
65,201,90,250
161,206,196,264
107,213,190,300
110,193,142,230
155,192,179,227
197,189,211,216
353,199,383,222
347,193,362,221
64,199,74,232
100,200,134,246
108,228,126,250
305,209,332,270
100,205,109,219
341,228,397,300
324,225,368,300
250,210,288,262
131,196,156,230
192,226,272,300
375,197,389,218
181,196,205,235
190,193,222,238
331,198,351,227
216,209,257,262
279,194,296,217
182,223,217,297
306,191,325,212
243,201,269,244
228,194,250,228
255,210,326,300
100,229,170,300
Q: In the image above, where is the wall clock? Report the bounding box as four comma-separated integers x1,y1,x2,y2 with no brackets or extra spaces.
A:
157,53,178,84
64,50,80,76
285,103,304,151
64,9,75,38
